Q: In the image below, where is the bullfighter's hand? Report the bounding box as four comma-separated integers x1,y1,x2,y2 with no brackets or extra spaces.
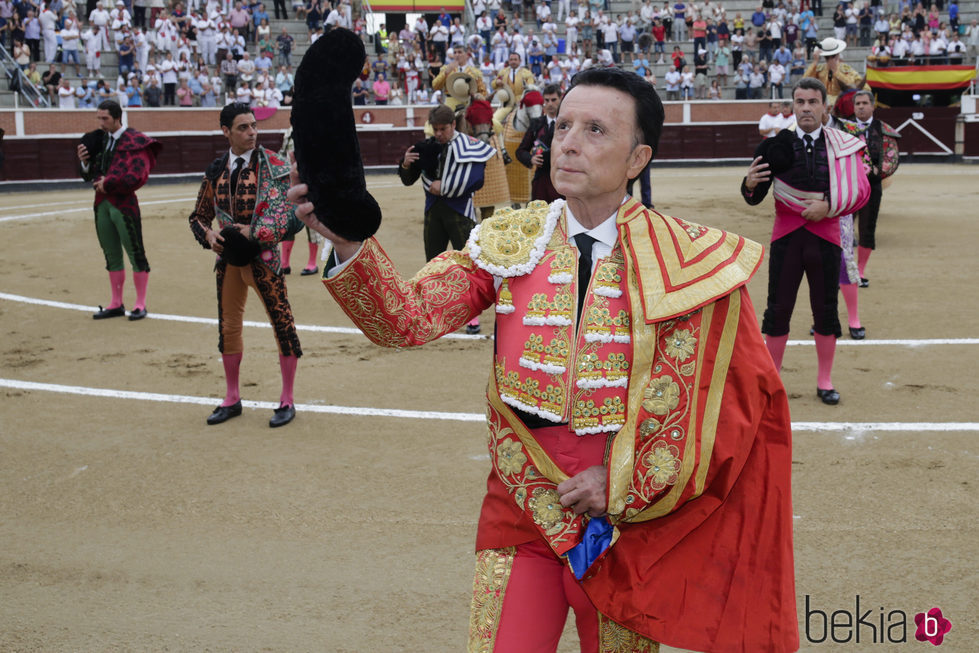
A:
557,465,608,517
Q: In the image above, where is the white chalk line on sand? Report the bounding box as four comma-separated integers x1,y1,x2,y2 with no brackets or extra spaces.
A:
0,292,484,340
3,291,977,347
0,196,200,223
2,378,977,432
0,181,408,223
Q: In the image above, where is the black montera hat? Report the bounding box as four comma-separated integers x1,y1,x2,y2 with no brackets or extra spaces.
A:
291,28,382,242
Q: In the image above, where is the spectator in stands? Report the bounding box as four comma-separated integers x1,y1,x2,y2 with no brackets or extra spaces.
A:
373,71,391,105
220,51,238,95
748,63,765,98
946,31,965,62
14,38,32,70
41,62,61,103
768,58,786,97
61,16,82,76
118,34,135,76
126,75,144,106
275,64,293,93
715,38,731,85
77,79,96,108
58,77,76,108
176,77,193,105
228,0,250,42
664,63,681,99
159,50,178,104
24,9,40,61
790,42,806,81
758,101,780,137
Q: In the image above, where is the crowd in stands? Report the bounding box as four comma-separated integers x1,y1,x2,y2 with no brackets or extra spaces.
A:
3,0,302,106
350,0,976,104
1,0,975,106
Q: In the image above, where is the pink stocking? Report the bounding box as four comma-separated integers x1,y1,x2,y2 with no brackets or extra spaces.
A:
222,352,242,406
305,241,319,270
839,283,861,328
108,270,125,308
814,334,836,391
281,240,295,267
765,334,789,373
857,246,872,279
279,354,297,407
132,271,149,310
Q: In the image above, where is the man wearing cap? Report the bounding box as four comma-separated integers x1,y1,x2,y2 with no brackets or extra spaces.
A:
493,51,537,97
741,77,870,405
188,102,302,428
516,82,563,202
803,37,867,107
77,99,162,321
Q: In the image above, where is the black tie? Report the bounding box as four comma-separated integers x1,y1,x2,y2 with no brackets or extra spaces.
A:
574,232,598,323
803,134,814,178
230,156,244,197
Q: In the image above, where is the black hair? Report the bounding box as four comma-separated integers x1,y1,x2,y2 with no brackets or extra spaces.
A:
568,66,665,160
792,77,827,103
97,100,122,120
220,102,254,129
541,83,562,97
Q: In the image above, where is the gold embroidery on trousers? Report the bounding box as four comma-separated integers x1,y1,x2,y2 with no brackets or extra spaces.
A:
468,547,516,653
598,614,661,653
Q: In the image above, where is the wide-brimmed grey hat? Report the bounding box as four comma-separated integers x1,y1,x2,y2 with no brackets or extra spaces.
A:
817,37,846,57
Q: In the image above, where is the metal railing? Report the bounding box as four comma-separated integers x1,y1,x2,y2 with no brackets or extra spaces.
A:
0,47,51,108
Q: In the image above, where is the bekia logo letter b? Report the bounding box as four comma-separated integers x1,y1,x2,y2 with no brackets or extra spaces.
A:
914,608,952,646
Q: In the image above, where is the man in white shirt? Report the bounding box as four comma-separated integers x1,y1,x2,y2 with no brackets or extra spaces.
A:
61,16,82,76
768,61,786,98
58,78,76,107
39,3,59,62
664,64,681,100
197,13,218,65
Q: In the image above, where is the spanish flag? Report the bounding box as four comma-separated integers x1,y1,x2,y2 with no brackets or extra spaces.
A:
867,65,976,91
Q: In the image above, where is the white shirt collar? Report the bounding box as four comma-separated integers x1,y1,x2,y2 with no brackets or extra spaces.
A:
109,125,126,142
796,124,822,141
228,147,254,168
858,117,873,127
565,196,624,251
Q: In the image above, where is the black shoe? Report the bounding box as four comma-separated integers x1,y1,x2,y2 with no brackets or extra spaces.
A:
465,323,481,335
282,266,291,275
93,304,126,319
207,400,242,425
300,266,319,276
270,404,295,428
128,307,148,321
816,388,840,405
849,326,866,340
859,277,869,288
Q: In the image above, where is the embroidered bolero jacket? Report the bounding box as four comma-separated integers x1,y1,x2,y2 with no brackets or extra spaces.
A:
322,197,799,652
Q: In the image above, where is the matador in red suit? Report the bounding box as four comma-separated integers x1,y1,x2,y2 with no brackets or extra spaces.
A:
294,68,798,653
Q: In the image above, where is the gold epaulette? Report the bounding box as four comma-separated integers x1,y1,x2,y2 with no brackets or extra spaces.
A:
467,199,563,278
617,197,764,322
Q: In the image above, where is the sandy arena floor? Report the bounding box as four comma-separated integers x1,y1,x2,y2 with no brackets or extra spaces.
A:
0,164,976,652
